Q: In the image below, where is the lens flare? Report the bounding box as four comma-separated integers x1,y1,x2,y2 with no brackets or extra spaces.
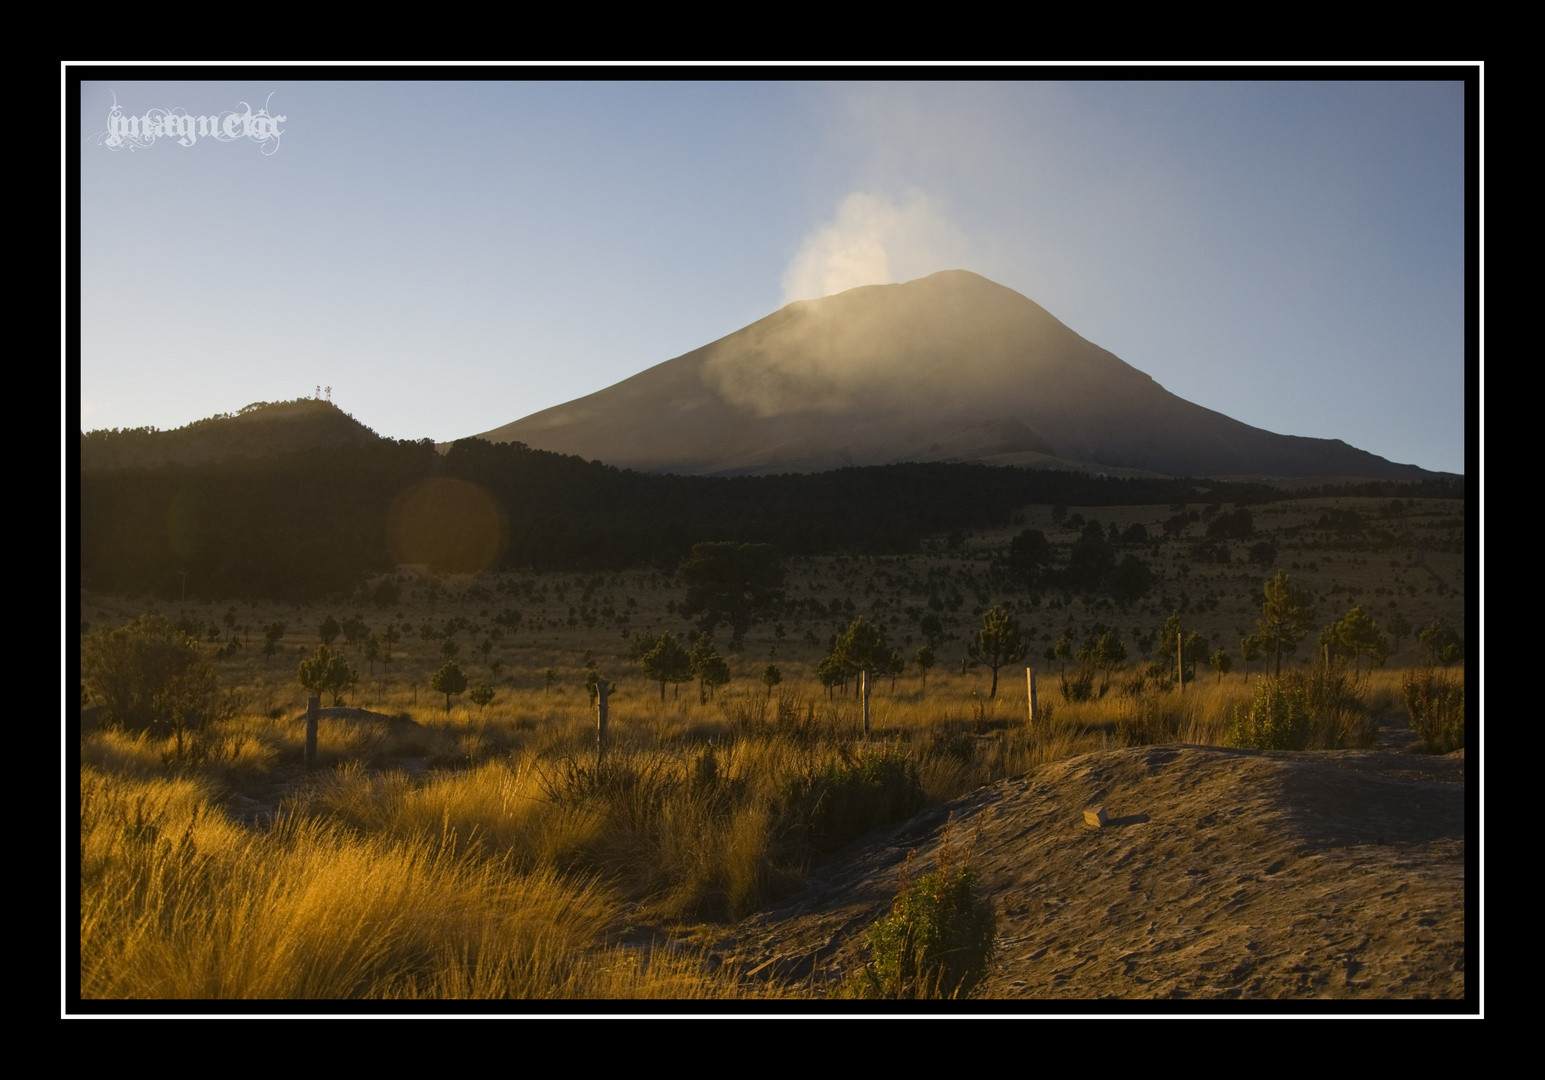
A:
386,477,505,574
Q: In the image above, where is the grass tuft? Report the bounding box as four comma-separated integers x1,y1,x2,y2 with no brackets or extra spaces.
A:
1403,664,1465,754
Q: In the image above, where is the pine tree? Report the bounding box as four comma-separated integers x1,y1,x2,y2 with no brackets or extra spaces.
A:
1257,570,1316,677
830,617,891,679
298,645,356,707
430,661,468,712
640,632,692,700
690,635,731,703
915,644,935,695
967,607,1026,698
1327,605,1388,675
678,542,784,649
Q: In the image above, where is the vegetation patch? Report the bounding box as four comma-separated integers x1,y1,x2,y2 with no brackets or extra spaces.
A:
840,820,997,1000
776,744,926,858
1403,665,1465,754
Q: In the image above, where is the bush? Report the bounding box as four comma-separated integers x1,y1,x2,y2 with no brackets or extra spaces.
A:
1403,665,1465,754
1226,677,1311,750
1225,664,1374,751
81,615,230,742
845,822,996,999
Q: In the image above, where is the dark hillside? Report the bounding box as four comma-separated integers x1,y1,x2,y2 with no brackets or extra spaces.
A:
78,431,1463,602
81,399,379,472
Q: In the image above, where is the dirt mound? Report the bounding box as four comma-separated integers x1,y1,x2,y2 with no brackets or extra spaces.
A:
716,745,1467,1005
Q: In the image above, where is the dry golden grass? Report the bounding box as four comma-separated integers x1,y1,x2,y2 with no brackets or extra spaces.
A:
77,647,1441,1002
79,764,769,1000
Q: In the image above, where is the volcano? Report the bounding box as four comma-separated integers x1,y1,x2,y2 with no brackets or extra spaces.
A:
474,270,1435,481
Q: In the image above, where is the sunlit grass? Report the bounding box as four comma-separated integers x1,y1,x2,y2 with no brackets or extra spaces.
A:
76,653,1426,1001
79,765,764,1000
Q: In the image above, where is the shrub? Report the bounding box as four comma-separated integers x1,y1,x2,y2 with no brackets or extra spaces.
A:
1403,665,1465,754
81,615,234,759
1226,677,1311,750
846,822,996,999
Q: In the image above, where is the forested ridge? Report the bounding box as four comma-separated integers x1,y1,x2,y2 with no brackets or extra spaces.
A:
77,434,1462,601
80,398,379,471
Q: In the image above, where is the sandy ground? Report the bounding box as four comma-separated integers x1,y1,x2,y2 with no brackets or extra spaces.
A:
709,744,1469,1007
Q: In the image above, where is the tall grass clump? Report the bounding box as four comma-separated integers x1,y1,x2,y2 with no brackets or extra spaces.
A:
840,818,996,1000
1298,661,1377,748
775,742,926,858
1403,664,1465,754
1116,691,1185,746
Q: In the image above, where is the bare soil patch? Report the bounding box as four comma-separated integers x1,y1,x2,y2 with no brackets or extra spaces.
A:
713,744,1466,1004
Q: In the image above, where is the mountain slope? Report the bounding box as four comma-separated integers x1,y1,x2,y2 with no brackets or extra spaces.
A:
477,271,1434,480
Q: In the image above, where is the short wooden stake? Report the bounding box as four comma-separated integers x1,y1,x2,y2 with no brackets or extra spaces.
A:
1026,667,1038,728
305,694,319,770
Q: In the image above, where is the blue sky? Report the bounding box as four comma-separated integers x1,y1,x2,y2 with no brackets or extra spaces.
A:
76,73,1470,475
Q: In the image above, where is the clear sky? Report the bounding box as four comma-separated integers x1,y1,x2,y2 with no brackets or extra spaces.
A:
76,72,1471,475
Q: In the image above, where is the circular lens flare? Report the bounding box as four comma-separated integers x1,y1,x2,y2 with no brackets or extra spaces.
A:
386,477,505,574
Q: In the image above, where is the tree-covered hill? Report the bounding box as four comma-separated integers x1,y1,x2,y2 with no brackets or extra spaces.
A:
77,434,1462,602
81,399,380,472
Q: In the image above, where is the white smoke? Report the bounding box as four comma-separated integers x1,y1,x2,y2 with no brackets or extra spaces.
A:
780,190,968,305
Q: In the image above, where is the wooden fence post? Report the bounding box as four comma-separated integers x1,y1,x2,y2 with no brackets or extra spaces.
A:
596,678,609,761
305,694,319,770
1177,631,1185,695
1026,667,1037,728
861,669,871,739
